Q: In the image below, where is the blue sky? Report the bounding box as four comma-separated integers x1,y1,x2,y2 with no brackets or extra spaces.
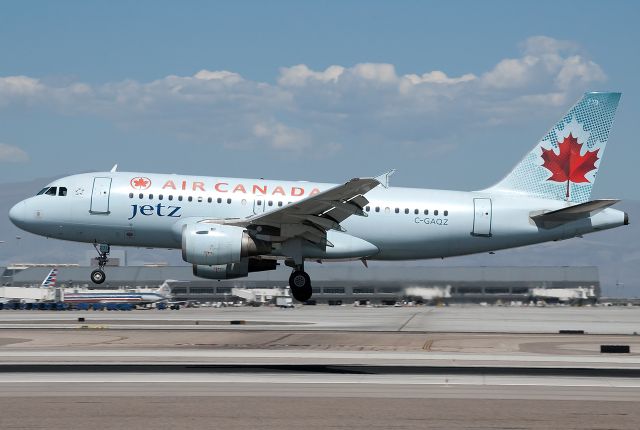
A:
1,0,639,200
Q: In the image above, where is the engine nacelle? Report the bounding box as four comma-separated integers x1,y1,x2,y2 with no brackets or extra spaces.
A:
181,223,269,265
192,259,278,280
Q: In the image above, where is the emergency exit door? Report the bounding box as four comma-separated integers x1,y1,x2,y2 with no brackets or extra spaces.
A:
472,198,492,236
90,177,112,214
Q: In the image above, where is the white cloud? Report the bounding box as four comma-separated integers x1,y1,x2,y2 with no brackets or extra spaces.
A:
278,64,345,86
404,70,477,85
481,36,605,90
0,76,42,95
253,121,312,151
193,70,243,83
0,36,608,158
0,143,29,163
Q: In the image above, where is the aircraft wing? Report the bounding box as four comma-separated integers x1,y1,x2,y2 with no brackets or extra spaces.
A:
229,171,392,245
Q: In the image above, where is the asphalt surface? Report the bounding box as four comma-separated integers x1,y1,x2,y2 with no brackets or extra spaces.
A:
0,306,639,429
0,305,639,333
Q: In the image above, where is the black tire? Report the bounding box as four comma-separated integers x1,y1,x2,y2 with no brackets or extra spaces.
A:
289,270,312,302
90,269,106,284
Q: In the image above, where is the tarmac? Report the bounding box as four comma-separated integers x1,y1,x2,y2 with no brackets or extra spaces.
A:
0,305,639,429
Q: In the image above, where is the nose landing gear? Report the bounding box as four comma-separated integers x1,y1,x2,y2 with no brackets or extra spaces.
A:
90,243,110,284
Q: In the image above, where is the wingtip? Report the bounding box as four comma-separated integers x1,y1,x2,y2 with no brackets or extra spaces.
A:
374,169,396,188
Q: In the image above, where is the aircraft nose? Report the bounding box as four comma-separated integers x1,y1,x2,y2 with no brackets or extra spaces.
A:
8,201,26,228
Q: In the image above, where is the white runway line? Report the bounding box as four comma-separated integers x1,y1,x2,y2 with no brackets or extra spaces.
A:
1,348,639,365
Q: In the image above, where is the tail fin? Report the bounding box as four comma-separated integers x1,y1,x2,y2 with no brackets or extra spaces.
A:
487,92,621,203
156,280,173,298
40,268,57,288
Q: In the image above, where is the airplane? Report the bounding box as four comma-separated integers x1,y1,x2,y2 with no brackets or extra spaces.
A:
8,92,628,302
39,268,172,305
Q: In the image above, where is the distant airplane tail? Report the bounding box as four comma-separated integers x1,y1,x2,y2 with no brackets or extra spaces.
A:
40,268,57,288
486,92,621,203
156,280,174,298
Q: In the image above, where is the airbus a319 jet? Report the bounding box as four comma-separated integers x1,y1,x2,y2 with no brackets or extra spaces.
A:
9,92,628,301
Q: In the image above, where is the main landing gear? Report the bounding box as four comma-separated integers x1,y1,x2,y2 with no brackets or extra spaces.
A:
288,266,312,302
90,243,110,284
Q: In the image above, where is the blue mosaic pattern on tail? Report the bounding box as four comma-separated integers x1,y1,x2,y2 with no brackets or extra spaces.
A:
489,92,620,203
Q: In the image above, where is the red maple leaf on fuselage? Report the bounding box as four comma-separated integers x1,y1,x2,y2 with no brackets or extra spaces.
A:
133,178,149,188
540,133,599,184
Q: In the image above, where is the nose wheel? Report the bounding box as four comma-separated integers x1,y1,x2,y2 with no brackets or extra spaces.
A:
91,269,106,284
91,243,110,284
289,270,312,302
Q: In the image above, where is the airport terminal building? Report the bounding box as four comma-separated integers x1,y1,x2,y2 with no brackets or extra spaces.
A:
1,265,600,305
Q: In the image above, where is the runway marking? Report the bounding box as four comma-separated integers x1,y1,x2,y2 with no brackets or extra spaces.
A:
398,312,419,331
1,349,639,365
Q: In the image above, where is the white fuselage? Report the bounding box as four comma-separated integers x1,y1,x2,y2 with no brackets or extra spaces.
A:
8,172,627,261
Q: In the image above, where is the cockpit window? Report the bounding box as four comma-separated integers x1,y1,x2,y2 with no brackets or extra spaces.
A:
45,187,57,196
36,187,49,195
58,187,67,196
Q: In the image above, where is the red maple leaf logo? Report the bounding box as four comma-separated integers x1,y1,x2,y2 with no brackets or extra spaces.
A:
130,177,151,190
540,133,599,199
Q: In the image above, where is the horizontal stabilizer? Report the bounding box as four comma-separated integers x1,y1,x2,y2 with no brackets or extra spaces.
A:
531,199,619,223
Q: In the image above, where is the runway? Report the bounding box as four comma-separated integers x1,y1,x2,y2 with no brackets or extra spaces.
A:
1,305,639,333
0,365,639,430
0,306,638,429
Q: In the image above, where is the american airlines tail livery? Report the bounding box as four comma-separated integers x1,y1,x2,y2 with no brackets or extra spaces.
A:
8,92,627,301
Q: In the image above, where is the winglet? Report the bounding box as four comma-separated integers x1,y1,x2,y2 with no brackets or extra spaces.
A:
110,164,118,172
374,169,396,188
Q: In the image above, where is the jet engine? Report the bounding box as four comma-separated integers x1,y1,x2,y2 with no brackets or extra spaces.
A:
192,258,278,280
181,223,270,266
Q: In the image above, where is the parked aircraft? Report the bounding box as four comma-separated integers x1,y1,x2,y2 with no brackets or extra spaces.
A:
9,92,627,301
39,268,172,305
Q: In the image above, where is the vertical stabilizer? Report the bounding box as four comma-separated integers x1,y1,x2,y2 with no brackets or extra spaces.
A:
487,92,621,203
40,268,58,288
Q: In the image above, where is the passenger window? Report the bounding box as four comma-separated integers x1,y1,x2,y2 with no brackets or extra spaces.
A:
414,209,419,215
197,197,202,203
217,198,222,204
58,187,67,196
394,208,399,213
444,210,448,216
227,198,232,204
149,194,153,200
243,199,248,206
187,196,192,202
129,193,134,199
434,210,439,216
257,200,262,206
168,195,173,201
375,207,380,212
45,187,57,196
268,201,273,206
139,193,144,199
277,201,282,207
37,188,49,196
158,194,163,201
424,209,429,215
365,206,370,212
178,196,183,202
207,197,212,203
384,207,390,214
404,208,409,214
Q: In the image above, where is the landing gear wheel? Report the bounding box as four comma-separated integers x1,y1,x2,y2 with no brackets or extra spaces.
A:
91,243,110,284
289,270,312,302
90,269,106,284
